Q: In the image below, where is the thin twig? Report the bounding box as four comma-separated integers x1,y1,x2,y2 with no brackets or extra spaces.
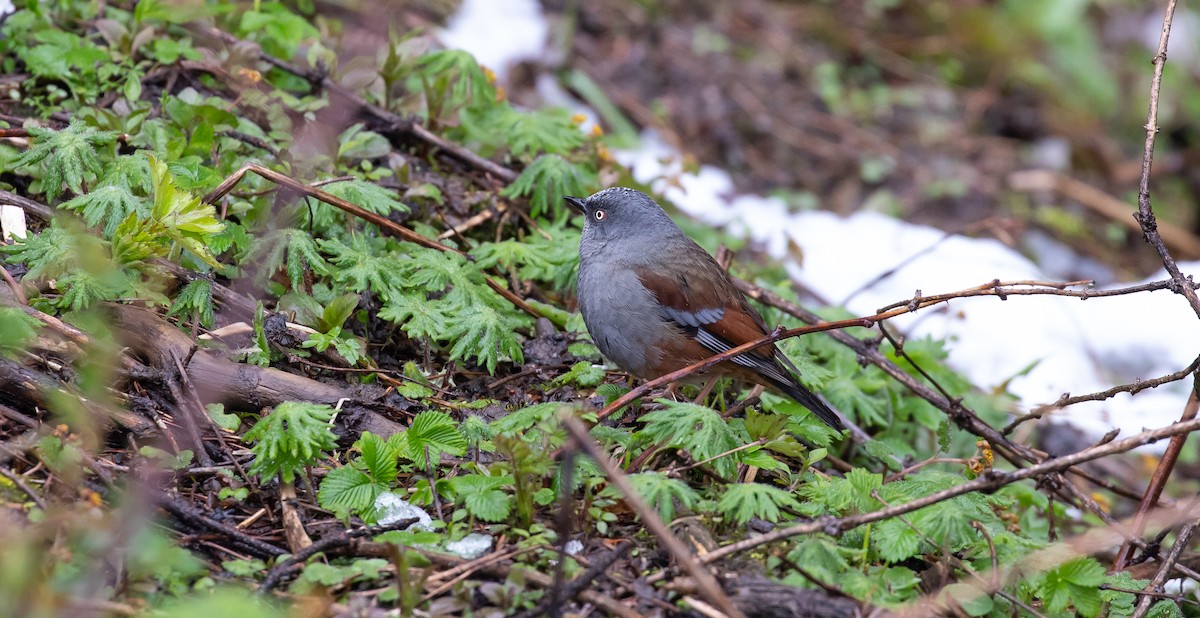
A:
257,518,419,593
695,415,1200,565
0,465,46,510
1003,355,1200,434
1132,512,1200,617
1115,380,1200,569
1132,0,1200,318
561,415,745,618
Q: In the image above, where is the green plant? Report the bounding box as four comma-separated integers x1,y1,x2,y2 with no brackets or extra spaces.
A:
244,401,338,483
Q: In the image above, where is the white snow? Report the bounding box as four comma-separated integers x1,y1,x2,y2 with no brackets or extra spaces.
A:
445,533,494,559
375,492,434,530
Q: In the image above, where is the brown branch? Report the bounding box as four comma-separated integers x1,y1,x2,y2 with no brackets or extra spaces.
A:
694,414,1200,565
1132,0,1200,319
561,415,745,618
0,465,46,510
1114,380,1200,569
1002,355,1200,434
1132,510,1200,617
256,518,419,593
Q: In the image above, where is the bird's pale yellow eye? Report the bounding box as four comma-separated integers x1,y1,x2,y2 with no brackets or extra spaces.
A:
594,210,606,221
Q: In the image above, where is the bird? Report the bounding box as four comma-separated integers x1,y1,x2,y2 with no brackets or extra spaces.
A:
564,187,845,431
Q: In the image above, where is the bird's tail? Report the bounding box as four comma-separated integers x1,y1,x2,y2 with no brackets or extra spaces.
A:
765,372,845,431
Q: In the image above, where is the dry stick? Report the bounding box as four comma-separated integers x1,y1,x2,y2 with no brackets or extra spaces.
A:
692,413,1200,567
561,415,746,618
156,493,288,559
166,351,214,468
200,163,540,320
1114,382,1200,569
0,263,26,305
256,517,420,594
0,465,46,510
1132,510,1200,618
1003,354,1200,434
1133,0,1200,319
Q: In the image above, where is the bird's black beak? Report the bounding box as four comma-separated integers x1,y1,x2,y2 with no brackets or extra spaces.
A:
563,196,586,214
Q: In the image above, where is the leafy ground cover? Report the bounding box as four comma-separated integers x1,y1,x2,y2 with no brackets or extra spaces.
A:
0,1,1197,617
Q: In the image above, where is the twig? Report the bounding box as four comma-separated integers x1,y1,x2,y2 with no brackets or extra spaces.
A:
192,25,518,183
156,493,288,559
512,541,633,618
257,518,419,593
1132,0,1200,318
200,163,542,320
167,351,214,468
1132,512,1200,617
0,465,46,510
561,415,745,618
0,263,26,305
1115,380,1200,569
694,415,1200,565
1003,355,1200,434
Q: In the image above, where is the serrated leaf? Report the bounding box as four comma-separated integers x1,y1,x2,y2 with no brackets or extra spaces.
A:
638,400,740,478
403,411,466,468
244,401,338,483
17,120,117,202
717,483,800,525
618,472,699,522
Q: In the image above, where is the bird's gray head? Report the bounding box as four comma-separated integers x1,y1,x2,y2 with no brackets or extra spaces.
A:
563,188,681,247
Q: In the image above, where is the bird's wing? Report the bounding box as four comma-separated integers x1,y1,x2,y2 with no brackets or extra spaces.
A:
634,265,792,385
636,263,846,430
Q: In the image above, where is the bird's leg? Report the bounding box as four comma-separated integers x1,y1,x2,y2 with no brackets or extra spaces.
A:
693,375,720,405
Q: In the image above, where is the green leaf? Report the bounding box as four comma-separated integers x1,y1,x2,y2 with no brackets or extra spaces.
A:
244,401,338,483
319,236,401,294
147,155,224,267
206,404,241,432
318,465,380,519
619,472,699,522
490,402,568,434
445,301,525,374
500,154,596,220
638,400,740,478
399,411,467,468
416,50,495,115
448,474,511,522
166,278,215,329
322,179,409,217
61,184,145,236
553,361,606,387
357,432,399,485
717,483,800,525
15,120,118,202
222,558,267,578
1036,557,1106,616
0,308,42,358
497,106,586,159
